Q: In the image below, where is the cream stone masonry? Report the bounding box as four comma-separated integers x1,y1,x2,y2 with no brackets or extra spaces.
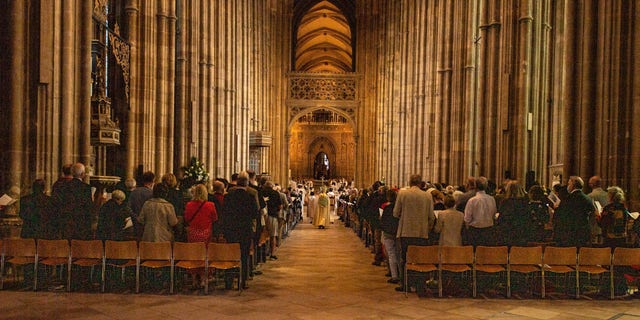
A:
0,0,639,209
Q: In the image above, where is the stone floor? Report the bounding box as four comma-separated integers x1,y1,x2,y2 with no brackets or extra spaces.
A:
1,218,640,320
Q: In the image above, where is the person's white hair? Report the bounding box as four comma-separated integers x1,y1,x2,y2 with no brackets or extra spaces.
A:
71,163,86,178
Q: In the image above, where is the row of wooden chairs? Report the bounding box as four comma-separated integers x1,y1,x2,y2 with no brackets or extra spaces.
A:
405,245,640,299
0,238,242,294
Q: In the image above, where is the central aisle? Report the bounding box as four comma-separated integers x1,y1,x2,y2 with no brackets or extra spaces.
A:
257,221,391,298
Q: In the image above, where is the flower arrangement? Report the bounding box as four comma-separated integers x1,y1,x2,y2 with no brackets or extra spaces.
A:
181,156,209,189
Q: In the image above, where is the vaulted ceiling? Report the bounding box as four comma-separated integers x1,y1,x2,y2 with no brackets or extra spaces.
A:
293,0,354,73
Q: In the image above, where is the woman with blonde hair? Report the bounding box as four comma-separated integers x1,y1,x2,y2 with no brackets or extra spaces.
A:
495,180,531,246
183,184,217,288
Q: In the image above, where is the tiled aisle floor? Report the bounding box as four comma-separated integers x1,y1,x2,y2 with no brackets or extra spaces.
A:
1,220,639,320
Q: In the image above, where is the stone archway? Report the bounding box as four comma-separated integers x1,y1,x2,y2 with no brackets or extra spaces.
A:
288,108,355,180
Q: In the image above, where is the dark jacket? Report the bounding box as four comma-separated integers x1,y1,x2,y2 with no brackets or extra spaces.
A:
222,187,260,242
553,189,593,247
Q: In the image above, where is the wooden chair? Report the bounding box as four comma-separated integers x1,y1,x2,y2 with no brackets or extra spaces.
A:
542,246,578,298
439,246,474,298
207,242,242,293
473,246,508,298
404,245,438,297
69,240,104,292
138,241,173,294
1,238,37,290
173,242,206,291
103,240,138,293
611,247,640,299
577,247,611,299
36,239,70,291
509,246,544,298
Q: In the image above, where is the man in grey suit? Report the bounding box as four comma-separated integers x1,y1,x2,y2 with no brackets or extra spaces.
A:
393,174,436,295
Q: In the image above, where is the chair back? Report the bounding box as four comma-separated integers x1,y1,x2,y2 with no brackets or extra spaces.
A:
475,246,508,265
578,247,611,266
509,246,542,265
139,242,172,261
543,246,577,266
71,240,104,260
173,242,206,261
4,238,36,257
440,246,474,265
207,243,241,262
612,247,640,266
37,239,70,258
405,245,439,265
105,240,138,260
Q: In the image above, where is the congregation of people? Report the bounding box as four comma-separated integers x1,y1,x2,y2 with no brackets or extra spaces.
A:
11,163,640,297
15,162,308,291
335,174,640,297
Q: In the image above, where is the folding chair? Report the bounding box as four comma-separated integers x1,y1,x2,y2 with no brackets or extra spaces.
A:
69,240,104,292
509,246,543,298
404,245,438,297
207,242,242,293
1,238,37,290
542,246,577,298
36,239,70,291
611,247,640,299
439,246,473,297
474,246,508,297
172,242,206,292
138,241,173,294
103,240,138,293
577,247,611,299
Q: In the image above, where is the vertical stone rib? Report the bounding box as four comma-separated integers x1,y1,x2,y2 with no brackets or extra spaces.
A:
125,0,139,178
79,0,92,166
8,0,26,187
631,0,640,201
167,1,176,171
61,0,75,163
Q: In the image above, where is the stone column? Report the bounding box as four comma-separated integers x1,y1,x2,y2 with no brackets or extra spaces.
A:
8,0,26,189
631,0,640,203
79,0,93,166
124,0,139,178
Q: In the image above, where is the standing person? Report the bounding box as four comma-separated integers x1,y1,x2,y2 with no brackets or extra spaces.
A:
137,184,178,242
184,184,217,243
162,173,185,241
455,177,477,212
50,164,73,239
553,176,594,247
184,184,217,288
96,190,134,241
209,180,226,241
495,181,530,246
307,191,317,224
129,171,155,239
222,174,259,289
463,176,497,246
598,186,630,248
314,186,331,229
262,181,282,259
433,195,464,246
64,163,94,239
379,188,400,284
527,185,551,242
588,176,608,244
393,174,435,296
20,179,53,239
